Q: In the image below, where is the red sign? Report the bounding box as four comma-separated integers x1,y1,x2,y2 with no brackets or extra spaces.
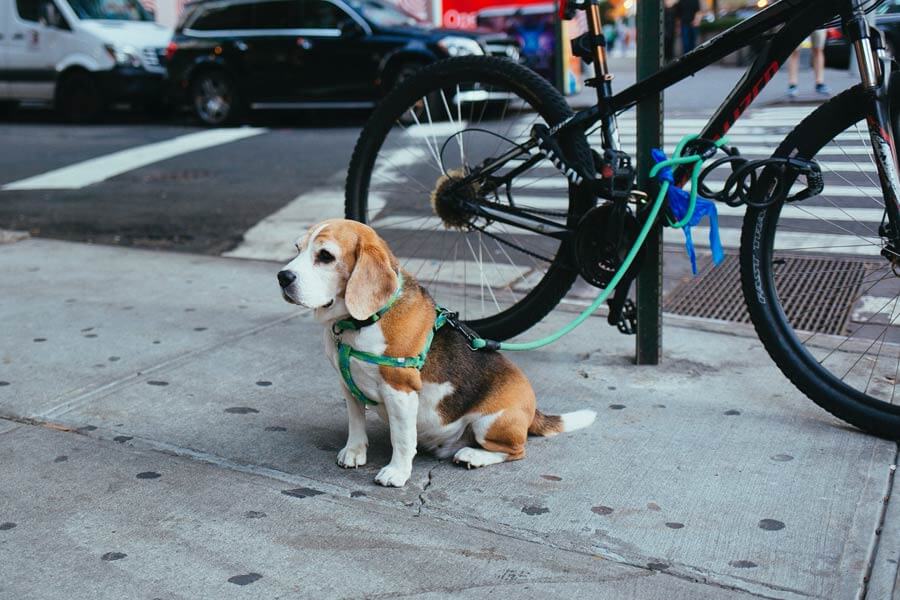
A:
440,0,552,29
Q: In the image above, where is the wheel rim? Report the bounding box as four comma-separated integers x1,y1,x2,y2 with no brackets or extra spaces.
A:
195,74,232,124
758,114,900,414
358,75,582,325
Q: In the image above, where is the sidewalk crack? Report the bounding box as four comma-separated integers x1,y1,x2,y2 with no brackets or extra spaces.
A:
861,444,899,600
416,463,438,516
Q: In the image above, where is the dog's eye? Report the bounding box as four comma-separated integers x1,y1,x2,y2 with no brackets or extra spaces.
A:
316,249,335,264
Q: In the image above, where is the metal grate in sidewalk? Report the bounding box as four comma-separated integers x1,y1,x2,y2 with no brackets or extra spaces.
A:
664,254,872,336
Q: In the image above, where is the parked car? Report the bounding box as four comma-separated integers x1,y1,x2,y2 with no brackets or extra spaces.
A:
166,0,521,125
825,0,900,70
0,0,172,121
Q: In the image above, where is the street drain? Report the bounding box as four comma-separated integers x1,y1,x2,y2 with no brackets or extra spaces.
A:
664,254,872,335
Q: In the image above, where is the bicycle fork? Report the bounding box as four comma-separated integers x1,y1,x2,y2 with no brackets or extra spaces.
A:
847,7,900,260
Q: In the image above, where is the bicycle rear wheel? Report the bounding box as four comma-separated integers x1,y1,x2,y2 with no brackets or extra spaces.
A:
345,56,594,340
741,84,900,439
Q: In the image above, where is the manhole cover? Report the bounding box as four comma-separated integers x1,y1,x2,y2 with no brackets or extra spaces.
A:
664,254,874,336
142,169,211,183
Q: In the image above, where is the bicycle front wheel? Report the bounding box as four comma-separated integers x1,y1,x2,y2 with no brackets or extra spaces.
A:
345,56,594,340
741,84,900,439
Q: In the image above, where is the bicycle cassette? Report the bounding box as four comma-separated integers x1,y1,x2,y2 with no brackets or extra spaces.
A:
574,203,640,288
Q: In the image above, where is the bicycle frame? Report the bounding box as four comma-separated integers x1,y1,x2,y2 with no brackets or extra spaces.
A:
458,0,900,252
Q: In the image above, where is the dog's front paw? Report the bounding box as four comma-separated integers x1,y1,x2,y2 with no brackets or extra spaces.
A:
374,465,410,487
337,446,367,468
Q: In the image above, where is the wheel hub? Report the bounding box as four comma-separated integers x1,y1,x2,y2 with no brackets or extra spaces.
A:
431,169,480,230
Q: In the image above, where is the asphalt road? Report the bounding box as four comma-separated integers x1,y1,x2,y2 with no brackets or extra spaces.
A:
0,108,368,254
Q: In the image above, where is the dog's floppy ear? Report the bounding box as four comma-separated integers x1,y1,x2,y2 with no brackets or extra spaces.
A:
345,231,398,320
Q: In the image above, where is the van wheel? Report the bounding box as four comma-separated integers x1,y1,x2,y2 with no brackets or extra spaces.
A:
56,71,104,123
0,101,19,118
191,70,243,126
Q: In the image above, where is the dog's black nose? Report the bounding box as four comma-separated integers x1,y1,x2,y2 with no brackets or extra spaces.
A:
277,270,297,288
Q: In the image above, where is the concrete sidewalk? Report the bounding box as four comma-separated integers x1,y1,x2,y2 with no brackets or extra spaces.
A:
1,236,897,599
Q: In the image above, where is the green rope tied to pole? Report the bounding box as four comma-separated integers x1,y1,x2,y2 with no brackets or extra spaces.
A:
469,134,728,352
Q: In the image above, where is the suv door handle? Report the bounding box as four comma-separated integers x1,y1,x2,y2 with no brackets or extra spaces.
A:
12,32,25,40
296,37,313,50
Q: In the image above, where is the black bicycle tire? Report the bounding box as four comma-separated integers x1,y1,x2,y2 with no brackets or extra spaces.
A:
345,56,594,340
740,84,900,439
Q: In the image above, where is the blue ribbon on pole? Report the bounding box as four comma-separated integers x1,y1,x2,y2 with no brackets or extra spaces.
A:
651,148,725,274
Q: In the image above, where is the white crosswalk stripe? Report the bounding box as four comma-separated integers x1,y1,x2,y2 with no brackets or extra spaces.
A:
2,128,267,191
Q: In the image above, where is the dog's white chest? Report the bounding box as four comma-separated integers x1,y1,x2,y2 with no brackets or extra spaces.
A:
324,325,386,403
323,325,465,450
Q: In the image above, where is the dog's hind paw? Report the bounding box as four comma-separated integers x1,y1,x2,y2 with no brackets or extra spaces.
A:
375,465,410,487
453,447,507,469
337,446,367,468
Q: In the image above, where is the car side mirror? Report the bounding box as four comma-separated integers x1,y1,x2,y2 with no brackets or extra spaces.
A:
340,20,364,38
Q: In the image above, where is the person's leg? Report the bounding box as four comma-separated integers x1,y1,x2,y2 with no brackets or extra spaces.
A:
680,22,691,55
788,48,800,97
811,29,829,94
813,48,826,84
686,25,697,53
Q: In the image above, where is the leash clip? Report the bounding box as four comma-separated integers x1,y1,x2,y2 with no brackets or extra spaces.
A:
443,310,501,351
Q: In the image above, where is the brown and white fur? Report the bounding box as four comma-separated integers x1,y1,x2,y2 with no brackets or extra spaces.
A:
278,219,596,487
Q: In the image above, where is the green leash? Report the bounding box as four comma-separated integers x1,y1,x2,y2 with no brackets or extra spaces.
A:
332,273,450,406
468,134,728,352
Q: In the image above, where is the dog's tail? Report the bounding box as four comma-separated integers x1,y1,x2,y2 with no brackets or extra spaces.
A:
528,409,597,437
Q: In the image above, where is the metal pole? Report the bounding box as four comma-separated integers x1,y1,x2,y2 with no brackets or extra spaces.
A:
635,0,664,365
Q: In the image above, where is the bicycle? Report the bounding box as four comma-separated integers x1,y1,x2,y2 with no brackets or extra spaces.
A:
345,0,900,440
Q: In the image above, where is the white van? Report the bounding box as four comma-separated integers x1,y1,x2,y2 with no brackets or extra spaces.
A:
0,0,172,120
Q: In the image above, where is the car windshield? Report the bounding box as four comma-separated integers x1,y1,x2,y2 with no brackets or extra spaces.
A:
65,0,152,20
347,0,423,27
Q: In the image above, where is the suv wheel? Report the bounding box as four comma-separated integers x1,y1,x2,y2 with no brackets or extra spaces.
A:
0,101,19,118
56,71,104,123
191,70,242,126
391,61,427,90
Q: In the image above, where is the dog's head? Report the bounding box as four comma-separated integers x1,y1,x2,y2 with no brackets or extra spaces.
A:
277,219,399,320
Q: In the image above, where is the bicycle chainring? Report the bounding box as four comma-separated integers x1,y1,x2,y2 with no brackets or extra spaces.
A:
574,203,639,288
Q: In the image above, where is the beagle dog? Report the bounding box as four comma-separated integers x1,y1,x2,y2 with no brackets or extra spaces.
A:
278,219,596,487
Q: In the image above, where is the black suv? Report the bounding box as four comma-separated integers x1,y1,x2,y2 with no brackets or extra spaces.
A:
166,0,521,124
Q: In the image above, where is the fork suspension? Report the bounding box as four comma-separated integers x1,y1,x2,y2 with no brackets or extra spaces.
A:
845,5,900,249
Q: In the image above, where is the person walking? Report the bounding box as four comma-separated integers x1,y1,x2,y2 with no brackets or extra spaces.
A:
678,0,701,55
664,0,678,61
787,29,829,98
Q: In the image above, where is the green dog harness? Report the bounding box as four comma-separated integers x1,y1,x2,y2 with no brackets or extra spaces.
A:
332,273,449,406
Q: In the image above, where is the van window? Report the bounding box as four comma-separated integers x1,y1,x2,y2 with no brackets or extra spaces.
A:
16,0,42,21
190,2,254,29
64,0,153,21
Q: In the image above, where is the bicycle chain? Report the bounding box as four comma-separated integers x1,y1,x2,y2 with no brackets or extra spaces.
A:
473,223,555,263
